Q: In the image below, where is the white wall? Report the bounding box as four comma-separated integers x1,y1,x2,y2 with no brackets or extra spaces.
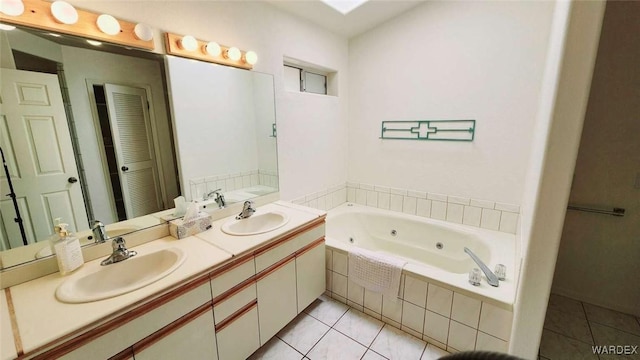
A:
67,0,350,202
348,1,554,204
62,46,177,223
511,1,606,358
552,1,640,317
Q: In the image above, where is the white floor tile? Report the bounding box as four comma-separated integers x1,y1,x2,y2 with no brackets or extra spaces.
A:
544,307,593,344
249,337,304,360
371,325,427,360
421,344,449,360
362,350,388,360
304,295,349,327
584,303,640,336
539,329,598,360
307,329,367,360
334,308,384,347
277,313,330,355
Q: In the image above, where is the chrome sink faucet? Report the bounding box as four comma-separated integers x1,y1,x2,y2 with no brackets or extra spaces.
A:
101,236,137,266
204,188,226,208
236,201,256,220
91,220,108,243
464,247,500,287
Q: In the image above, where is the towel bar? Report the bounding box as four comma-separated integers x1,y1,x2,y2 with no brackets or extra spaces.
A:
567,204,625,217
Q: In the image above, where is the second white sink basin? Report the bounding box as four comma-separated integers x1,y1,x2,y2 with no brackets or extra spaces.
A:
221,211,289,236
56,247,186,303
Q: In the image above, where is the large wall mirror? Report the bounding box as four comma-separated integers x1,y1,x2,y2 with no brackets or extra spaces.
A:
0,26,279,270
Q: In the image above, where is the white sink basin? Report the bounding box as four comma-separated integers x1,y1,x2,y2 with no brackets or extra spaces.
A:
221,211,289,236
56,247,186,303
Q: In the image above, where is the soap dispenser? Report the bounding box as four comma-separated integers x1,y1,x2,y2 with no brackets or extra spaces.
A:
50,220,84,275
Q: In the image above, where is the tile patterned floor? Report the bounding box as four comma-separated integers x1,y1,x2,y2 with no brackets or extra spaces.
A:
539,294,640,360
249,295,450,360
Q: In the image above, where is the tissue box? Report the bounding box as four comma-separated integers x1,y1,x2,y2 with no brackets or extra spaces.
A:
169,211,212,239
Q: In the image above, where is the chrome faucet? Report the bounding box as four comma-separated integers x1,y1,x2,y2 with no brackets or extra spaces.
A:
214,191,226,208
91,220,108,243
204,188,226,208
101,236,137,266
236,201,256,220
464,247,500,287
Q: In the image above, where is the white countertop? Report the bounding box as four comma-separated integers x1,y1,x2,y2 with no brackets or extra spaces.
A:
10,236,231,354
195,202,322,256
1,291,16,360
4,202,325,356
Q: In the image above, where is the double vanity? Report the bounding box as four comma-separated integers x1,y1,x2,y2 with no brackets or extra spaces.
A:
1,202,326,360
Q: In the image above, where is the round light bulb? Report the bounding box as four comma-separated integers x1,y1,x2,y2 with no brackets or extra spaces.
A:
134,23,153,41
0,0,25,16
86,40,102,46
0,23,16,31
244,51,258,65
179,35,198,51
51,1,79,25
96,14,120,36
205,42,221,57
226,47,241,61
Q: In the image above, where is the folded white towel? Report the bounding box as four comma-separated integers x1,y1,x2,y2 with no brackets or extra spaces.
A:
348,247,407,301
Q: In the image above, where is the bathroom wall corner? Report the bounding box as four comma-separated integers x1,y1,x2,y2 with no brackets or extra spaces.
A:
509,1,606,358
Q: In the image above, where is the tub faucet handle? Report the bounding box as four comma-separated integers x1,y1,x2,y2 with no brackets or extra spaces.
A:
494,264,506,281
464,247,500,287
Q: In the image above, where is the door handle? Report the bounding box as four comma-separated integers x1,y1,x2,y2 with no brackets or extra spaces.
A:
68,177,78,183
121,166,129,172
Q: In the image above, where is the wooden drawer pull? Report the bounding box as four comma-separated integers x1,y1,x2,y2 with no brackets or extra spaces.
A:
215,300,258,333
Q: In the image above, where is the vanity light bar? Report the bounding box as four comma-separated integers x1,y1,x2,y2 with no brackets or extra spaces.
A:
0,0,154,50
165,32,256,70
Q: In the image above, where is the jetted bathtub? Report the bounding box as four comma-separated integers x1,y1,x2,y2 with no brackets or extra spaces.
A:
325,203,518,305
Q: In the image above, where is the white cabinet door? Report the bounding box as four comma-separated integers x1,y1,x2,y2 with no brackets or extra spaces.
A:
296,241,326,312
134,308,218,360
216,303,260,360
256,257,297,345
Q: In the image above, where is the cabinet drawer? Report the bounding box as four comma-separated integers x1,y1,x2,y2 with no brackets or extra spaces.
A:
56,282,212,360
134,307,217,360
216,302,260,360
213,281,257,325
254,223,324,273
210,256,255,298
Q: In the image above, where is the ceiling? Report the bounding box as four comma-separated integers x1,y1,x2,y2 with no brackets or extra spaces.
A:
266,0,425,38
